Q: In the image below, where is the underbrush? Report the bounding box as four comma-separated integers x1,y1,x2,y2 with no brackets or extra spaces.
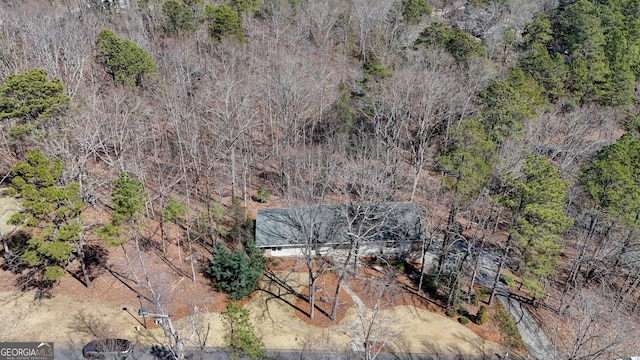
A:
494,303,526,350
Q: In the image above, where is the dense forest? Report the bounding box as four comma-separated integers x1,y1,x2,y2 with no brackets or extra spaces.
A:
1,0,640,358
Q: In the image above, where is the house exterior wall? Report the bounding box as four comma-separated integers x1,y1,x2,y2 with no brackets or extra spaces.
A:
263,242,414,257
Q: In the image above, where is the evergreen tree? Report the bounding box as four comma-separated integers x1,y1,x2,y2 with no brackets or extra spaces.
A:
221,302,266,359
414,22,484,63
162,0,202,36
500,155,573,299
521,13,553,48
556,0,612,102
205,240,265,300
205,4,245,42
580,133,640,225
479,68,544,144
519,42,568,100
0,69,70,146
7,150,84,282
95,29,159,88
400,0,431,24
436,118,495,275
97,172,147,247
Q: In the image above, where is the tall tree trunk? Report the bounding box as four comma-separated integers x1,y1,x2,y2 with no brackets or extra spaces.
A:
308,268,316,320
467,236,485,305
330,269,345,321
231,146,237,200
78,239,93,288
418,236,430,292
331,243,355,321
438,204,458,277
122,243,140,284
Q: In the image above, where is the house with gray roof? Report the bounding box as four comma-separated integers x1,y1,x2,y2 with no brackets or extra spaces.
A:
255,202,423,257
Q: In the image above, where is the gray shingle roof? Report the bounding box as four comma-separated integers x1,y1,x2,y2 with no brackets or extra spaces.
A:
255,202,423,248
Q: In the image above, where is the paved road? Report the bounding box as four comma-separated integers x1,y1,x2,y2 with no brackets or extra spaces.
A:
475,250,559,360
55,344,503,359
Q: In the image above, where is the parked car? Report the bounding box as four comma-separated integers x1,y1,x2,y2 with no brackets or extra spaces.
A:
82,338,132,359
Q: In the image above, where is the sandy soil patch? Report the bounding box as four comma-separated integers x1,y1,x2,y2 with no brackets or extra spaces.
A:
0,189,20,238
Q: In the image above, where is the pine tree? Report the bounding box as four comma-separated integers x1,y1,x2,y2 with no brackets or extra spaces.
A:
499,155,573,299
95,29,159,88
162,0,202,36
221,302,266,359
7,150,84,283
205,4,244,42
0,68,70,147
97,172,147,247
205,240,265,300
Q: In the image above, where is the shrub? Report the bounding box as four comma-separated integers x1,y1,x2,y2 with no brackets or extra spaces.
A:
422,276,440,294
471,294,479,306
445,309,456,317
393,259,406,273
476,305,488,325
457,306,469,317
459,316,470,325
503,269,517,290
494,304,526,349
476,287,491,300
256,185,270,203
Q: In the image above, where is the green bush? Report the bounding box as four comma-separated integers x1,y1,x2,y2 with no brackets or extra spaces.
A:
471,294,479,306
414,22,485,63
476,305,488,325
494,304,526,349
445,309,456,317
393,259,406,273
256,185,270,203
476,287,491,300
459,316,470,325
503,269,517,290
422,276,440,294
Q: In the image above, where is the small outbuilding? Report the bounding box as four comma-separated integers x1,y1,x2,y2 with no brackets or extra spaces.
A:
255,202,423,257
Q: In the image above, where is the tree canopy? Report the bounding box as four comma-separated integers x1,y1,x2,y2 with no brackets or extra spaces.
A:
95,29,159,88
161,0,202,36
0,68,70,145
414,22,485,63
7,150,83,282
500,155,573,298
205,240,265,300
580,132,640,225
97,172,147,247
205,4,245,42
